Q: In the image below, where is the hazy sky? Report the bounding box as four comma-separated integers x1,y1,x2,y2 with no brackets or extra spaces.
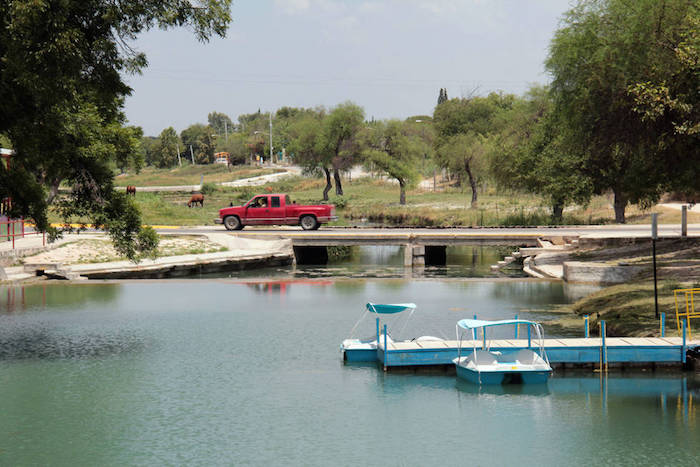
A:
123,0,573,136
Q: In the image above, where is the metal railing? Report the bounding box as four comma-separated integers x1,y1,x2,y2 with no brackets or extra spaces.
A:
674,288,699,339
0,217,45,249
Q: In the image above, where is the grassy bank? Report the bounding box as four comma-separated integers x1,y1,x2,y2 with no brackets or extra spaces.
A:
224,175,700,227
49,173,700,227
547,238,700,337
560,281,699,338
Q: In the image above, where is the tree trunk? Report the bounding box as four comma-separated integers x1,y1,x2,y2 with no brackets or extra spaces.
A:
333,168,343,196
398,178,406,205
551,204,563,223
613,189,627,224
46,178,62,205
464,160,478,208
322,167,332,201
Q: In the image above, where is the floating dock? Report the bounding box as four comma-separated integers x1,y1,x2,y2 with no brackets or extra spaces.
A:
346,336,699,371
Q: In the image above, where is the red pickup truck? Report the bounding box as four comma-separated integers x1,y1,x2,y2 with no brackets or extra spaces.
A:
216,193,337,230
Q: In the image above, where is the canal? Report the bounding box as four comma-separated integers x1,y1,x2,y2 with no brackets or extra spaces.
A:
0,249,697,465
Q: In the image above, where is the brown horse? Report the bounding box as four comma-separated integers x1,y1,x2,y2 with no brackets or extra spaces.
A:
126,185,136,196
188,193,204,207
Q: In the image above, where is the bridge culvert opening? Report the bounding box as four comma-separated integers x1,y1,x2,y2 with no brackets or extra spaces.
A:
424,246,447,266
293,246,329,265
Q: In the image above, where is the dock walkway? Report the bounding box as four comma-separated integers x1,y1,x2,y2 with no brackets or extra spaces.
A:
367,337,699,370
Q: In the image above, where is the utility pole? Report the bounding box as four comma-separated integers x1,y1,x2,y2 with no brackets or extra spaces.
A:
269,111,273,164
224,121,228,143
176,144,182,166
190,145,195,165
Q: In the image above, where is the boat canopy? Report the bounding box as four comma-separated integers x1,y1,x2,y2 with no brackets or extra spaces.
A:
366,303,416,314
457,318,539,330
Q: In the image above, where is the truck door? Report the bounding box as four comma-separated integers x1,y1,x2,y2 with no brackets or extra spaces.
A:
245,196,269,225
267,195,286,225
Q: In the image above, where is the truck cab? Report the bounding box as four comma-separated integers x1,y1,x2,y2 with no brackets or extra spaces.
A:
216,193,337,231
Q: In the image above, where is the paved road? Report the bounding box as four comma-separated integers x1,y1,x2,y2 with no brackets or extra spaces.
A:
167,224,700,239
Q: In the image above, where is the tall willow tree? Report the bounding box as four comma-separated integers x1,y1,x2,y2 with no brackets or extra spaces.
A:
0,1,232,258
489,87,593,221
547,0,699,223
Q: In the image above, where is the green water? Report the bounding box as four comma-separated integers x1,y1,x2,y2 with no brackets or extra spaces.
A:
207,245,528,279
0,281,697,466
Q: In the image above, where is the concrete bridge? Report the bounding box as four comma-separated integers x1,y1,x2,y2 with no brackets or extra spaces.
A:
231,229,570,266
224,224,699,266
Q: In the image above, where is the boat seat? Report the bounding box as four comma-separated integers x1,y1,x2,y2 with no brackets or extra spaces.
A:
512,349,539,365
470,350,498,365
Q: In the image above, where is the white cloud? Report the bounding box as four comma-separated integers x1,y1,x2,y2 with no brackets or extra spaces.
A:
274,0,350,15
274,0,311,14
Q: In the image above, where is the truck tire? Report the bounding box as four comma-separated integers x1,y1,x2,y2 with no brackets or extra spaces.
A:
223,215,243,231
300,215,318,231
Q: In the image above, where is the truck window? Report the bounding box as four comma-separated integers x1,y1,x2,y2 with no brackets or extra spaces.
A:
250,196,267,208
285,195,291,205
271,196,281,208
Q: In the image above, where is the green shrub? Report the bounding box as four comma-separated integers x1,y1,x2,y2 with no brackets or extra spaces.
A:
137,226,160,260
201,182,218,195
333,196,348,209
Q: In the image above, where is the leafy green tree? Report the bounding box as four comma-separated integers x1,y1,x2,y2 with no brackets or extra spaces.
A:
437,88,448,105
546,0,698,223
114,126,145,174
216,133,249,166
286,113,332,199
404,118,436,176
433,93,513,207
152,128,181,168
0,0,231,259
207,111,233,137
322,102,365,196
237,110,267,135
181,124,216,164
360,121,421,205
490,87,592,221
141,136,159,167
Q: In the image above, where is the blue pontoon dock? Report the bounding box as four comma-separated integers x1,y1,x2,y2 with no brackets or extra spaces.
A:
372,336,698,370
344,308,699,371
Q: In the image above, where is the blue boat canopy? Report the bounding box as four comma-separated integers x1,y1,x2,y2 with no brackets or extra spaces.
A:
457,318,539,330
366,303,416,314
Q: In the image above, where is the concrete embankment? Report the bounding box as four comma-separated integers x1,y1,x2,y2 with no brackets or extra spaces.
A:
68,240,293,280
1,233,294,282
519,236,700,285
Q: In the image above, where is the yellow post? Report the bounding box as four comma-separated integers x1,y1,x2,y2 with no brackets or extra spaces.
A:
674,289,681,335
